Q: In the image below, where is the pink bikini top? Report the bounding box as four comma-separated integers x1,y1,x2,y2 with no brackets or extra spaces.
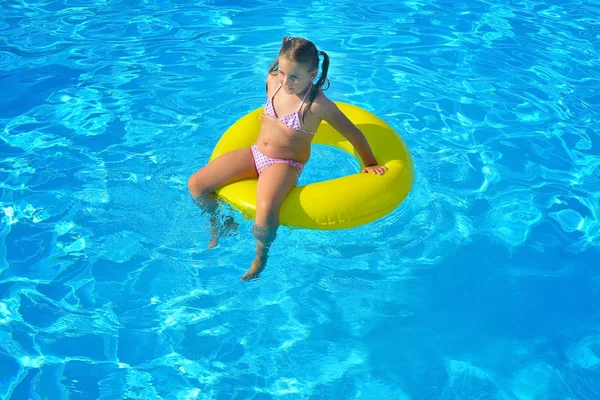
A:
264,83,316,134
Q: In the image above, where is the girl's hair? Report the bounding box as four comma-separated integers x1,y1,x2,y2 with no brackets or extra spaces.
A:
267,37,330,121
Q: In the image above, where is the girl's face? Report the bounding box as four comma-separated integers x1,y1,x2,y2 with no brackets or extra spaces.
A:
277,57,317,95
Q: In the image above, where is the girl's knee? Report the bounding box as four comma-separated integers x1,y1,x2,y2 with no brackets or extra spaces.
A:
256,192,285,213
188,174,211,198
255,200,280,221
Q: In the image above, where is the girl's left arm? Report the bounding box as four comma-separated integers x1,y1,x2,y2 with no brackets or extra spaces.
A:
320,100,388,175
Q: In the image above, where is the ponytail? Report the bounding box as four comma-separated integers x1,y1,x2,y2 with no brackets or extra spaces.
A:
314,50,330,91
303,50,330,122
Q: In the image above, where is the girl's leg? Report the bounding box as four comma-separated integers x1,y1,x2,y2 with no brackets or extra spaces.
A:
188,147,257,248
240,163,298,281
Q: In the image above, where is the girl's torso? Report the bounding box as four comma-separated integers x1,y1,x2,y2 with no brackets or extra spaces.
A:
256,75,322,163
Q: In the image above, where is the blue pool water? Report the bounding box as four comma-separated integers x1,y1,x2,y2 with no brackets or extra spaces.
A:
1,0,599,398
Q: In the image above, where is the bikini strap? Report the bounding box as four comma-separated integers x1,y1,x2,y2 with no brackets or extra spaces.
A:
296,83,313,111
270,83,282,100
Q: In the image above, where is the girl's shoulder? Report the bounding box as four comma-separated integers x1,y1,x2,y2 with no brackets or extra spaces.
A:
309,90,335,118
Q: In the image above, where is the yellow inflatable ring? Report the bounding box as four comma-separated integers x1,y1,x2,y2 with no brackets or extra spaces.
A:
209,102,414,230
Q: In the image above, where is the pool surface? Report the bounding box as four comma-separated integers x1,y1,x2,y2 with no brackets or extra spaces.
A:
1,0,599,398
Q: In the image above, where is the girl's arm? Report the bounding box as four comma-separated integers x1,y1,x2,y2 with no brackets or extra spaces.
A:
319,99,388,175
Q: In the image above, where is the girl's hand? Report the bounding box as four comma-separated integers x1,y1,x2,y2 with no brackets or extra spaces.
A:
362,164,388,175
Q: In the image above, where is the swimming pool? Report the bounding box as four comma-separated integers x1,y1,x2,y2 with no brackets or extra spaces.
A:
1,0,599,398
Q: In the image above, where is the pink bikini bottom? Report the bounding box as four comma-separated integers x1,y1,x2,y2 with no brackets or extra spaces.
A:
251,144,304,177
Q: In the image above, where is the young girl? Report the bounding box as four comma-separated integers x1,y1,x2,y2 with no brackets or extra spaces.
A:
188,37,387,281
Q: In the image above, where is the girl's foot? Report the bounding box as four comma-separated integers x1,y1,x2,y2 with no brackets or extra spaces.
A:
240,257,266,281
206,216,239,250
206,237,219,250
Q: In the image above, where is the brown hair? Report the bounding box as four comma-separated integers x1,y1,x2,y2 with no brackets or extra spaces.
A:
267,37,330,122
